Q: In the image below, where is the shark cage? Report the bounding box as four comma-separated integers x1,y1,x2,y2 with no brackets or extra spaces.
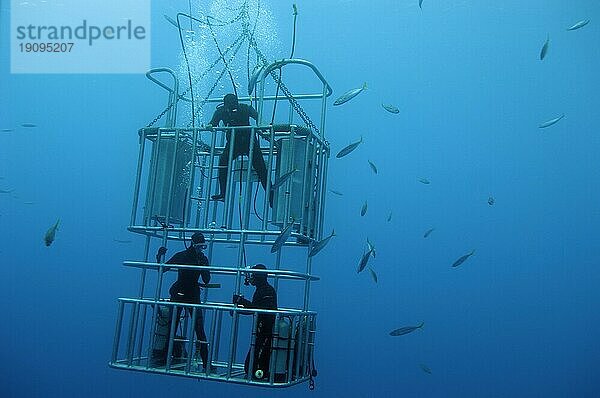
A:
109,5,332,390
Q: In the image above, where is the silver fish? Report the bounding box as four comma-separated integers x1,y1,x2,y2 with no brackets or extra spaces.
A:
367,238,377,258
333,82,367,106
382,103,399,114
308,229,335,257
329,189,343,196
336,136,363,158
423,228,435,238
44,219,60,247
451,250,475,268
272,168,297,190
419,0,424,9
389,322,424,336
271,219,295,253
357,248,374,273
368,267,378,283
567,19,590,31
360,200,368,217
23,201,35,205
21,123,37,128
368,160,378,174
387,211,392,222
539,114,564,129
488,196,495,206
540,35,550,60
367,237,376,258
0,189,14,194
419,364,432,374
114,239,132,244
418,178,430,185
1,129,14,132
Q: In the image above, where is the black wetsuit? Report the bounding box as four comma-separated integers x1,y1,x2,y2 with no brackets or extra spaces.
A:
209,103,268,196
237,281,278,377
166,246,211,367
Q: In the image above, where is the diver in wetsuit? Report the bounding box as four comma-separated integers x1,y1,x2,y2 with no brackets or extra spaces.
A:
232,264,278,379
207,93,269,202
161,232,211,371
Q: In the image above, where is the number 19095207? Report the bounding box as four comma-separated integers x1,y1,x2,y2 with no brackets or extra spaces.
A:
19,42,74,52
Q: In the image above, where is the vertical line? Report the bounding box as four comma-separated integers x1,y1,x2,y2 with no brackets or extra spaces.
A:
111,301,125,363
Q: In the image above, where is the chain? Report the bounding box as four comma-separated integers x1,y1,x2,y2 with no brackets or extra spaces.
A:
146,105,172,128
187,34,247,127
146,32,246,128
146,1,320,134
270,70,319,134
245,31,320,134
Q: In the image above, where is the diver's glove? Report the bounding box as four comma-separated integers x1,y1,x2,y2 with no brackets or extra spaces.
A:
232,294,244,305
156,246,167,263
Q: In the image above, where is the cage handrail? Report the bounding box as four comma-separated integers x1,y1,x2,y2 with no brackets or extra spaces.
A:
117,297,318,316
123,261,320,282
258,58,333,98
145,68,179,96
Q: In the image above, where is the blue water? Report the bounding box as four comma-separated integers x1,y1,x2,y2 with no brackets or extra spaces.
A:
1,1,599,397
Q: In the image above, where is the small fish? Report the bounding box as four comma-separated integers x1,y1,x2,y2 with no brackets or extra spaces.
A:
387,211,392,222
419,364,432,374
451,250,475,268
333,82,367,106
225,244,238,249
366,237,376,258
23,201,35,205
1,129,14,132
419,0,424,9
357,248,374,273
539,114,565,129
360,200,368,217
567,19,590,31
540,35,550,60
21,123,37,128
271,218,296,253
423,228,435,238
368,160,378,174
308,229,335,257
418,178,430,185
113,239,132,244
336,136,363,158
329,189,343,196
44,219,60,247
389,322,424,336
368,267,378,283
164,14,183,30
382,103,399,114
0,188,15,194
272,168,297,190
488,196,495,206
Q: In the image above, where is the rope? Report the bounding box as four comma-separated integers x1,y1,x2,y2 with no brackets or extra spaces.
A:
271,4,298,125
206,16,238,98
244,27,319,134
150,2,320,135
187,34,247,127
147,29,245,128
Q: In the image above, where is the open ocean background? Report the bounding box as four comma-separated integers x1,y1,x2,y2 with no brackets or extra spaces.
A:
1,1,599,397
